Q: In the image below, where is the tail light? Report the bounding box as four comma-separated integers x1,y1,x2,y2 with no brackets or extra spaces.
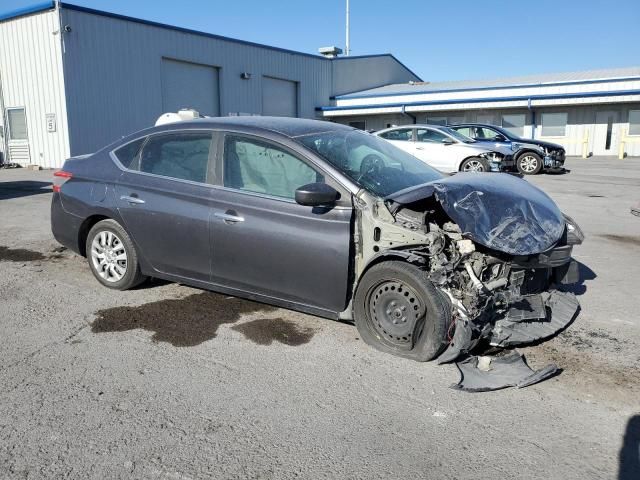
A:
52,170,73,192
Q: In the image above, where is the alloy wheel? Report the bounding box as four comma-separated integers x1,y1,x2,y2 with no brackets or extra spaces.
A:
90,230,128,283
520,155,539,173
462,160,485,172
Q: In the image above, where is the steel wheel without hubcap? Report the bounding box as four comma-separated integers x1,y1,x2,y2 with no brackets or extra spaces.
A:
367,280,424,349
90,230,127,283
354,261,451,362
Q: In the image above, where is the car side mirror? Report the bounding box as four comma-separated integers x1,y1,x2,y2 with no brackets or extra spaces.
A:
295,182,339,207
493,135,506,142
442,139,455,146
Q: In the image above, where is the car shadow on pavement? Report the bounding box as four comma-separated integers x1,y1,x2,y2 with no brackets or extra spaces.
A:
0,181,52,200
561,260,596,296
619,415,640,480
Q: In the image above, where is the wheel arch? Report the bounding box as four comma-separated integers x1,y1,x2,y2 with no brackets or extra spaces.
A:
355,248,427,293
78,214,111,257
516,148,543,161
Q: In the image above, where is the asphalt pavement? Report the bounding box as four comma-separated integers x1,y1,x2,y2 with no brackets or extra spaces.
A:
0,157,639,479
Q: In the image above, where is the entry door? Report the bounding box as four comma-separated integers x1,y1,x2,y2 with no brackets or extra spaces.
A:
114,131,215,282
5,107,30,165
593,111,619,156
210,133,352,312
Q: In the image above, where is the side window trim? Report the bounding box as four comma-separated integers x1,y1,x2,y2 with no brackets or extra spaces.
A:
219,131,351,206
111,129,216,186
220,132,323,202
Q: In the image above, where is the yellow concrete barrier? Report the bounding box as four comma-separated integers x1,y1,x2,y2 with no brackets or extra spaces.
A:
618,129,640,159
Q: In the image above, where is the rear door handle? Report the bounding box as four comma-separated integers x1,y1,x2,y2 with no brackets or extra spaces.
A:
215,211,244,223
416,147,424,150
120,195,145,205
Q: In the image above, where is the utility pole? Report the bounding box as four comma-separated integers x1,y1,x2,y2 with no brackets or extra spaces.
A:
345,0,350,56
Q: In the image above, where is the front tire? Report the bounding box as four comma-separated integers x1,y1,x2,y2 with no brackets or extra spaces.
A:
354,261,451,362
460,157,490,172
86,219,147,290
517,152,543,175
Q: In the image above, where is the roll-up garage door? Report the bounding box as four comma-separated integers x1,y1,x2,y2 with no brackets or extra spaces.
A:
262,77,298,117
161,58,220,117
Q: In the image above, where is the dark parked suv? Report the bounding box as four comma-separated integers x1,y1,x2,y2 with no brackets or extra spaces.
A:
449,123,566,175
51,117,581,365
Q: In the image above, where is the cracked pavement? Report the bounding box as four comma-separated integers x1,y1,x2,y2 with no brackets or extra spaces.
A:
1,158,639,479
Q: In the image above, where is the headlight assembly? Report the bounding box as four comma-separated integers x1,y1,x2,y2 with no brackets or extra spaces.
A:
563,213,585,245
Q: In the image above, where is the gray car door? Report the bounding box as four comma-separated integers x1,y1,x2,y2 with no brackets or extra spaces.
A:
209,133,353,313
114,131,216,282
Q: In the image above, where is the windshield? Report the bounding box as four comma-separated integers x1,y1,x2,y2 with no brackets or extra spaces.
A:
298,130,443,197
440,126,475,143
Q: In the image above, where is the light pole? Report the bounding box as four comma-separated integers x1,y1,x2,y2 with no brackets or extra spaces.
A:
345,0,350,56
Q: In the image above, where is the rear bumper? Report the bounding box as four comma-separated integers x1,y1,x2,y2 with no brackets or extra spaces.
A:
51,192,83,255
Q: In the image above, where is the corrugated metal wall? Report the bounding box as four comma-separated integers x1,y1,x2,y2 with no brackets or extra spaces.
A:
60,8,333,156
0,9,70,168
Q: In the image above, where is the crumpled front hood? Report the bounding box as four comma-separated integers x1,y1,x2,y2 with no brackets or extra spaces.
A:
387,173,565,255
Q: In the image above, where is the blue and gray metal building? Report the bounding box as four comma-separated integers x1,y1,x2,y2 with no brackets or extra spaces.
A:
0,1,420,168
322,67,640,158
1,2,639,168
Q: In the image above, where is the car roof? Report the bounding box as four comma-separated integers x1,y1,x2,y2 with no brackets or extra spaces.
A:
448,123,501,129
379,124,450,131
152,116,355,138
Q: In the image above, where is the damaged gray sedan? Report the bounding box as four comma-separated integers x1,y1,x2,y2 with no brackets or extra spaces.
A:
51,117,582,372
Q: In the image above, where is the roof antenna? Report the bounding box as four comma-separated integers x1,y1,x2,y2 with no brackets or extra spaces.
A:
345,0,350,56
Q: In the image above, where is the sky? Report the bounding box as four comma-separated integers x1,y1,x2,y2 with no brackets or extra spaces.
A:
3,0,640,82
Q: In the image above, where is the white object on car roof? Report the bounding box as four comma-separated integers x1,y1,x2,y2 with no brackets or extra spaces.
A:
155,109,203,126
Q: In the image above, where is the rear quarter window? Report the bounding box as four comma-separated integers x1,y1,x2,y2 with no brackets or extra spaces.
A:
114,138,146,169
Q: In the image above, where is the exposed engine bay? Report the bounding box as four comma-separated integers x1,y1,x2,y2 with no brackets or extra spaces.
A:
351,173,583,391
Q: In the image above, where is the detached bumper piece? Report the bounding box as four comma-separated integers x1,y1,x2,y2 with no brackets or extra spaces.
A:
439,290,579,392
452,352,558,392
489,290,580,347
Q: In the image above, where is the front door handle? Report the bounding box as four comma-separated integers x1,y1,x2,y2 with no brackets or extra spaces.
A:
120,195,145,205
215,211,245,224
415,146,424,150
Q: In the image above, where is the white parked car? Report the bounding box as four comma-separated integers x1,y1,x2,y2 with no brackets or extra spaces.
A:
374,125,515,173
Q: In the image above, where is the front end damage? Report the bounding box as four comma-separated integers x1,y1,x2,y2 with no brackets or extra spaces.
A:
353,173,583,391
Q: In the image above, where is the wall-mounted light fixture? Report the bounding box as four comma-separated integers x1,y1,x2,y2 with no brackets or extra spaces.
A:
240,72,252,80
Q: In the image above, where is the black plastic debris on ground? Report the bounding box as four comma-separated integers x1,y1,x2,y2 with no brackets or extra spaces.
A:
452,352,559,392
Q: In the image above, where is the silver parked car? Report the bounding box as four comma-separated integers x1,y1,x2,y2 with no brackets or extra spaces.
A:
374,124,515,173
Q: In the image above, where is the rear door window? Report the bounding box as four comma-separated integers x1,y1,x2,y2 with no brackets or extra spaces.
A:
223,135,322,200
379,128,413,141
114,137,146,169
416,128,448,143
451,127,472,137
137,132,213,183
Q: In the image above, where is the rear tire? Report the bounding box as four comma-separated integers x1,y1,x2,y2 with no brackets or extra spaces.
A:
86,219,146,290
353,261,451,362
460,157,490,172
517,152,543,175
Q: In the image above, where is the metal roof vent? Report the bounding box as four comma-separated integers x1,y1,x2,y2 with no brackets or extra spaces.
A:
318,46,343,58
